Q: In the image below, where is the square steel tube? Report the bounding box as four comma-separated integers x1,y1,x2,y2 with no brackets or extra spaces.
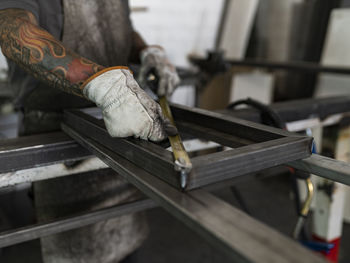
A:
63,105,312,190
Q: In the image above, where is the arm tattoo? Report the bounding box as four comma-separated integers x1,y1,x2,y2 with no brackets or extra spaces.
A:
0,9,104,97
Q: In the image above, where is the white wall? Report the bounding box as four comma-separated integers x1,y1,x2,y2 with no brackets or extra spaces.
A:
0,49,8,81
255,0,304,61
219,0,259,60
130,0,224,67
0,51,6,68
315,9,350,97
313,8,350,224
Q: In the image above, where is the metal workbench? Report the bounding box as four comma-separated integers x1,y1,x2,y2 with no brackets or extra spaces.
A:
1,96,350,262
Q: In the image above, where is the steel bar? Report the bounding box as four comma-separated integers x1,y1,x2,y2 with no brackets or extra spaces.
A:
0,157,108,189
289,154,350,186
80,104,293,142
227,59,350,75
0,132,91,173
176,120,253,148
189,137,312,189
63,110,180,188
190,56,350,75
220,96,350,123
171,103,296,142
0,199,156,248
61,123,325,263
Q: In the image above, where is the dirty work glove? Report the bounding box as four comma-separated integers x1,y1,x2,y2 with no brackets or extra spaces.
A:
139,46,180,97
82,67,167,141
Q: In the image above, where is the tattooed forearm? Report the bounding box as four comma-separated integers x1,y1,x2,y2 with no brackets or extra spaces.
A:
0,9,104,97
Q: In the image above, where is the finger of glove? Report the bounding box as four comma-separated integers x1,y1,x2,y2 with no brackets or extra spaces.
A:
124,70,166,141
137,64,152,88
102,90,153,140
158,74,177,97
125,71,158,112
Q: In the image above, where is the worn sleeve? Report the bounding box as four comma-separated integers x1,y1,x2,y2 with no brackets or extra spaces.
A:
0,0,39,20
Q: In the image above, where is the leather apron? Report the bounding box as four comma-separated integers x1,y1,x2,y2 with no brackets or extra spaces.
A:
34,1,148,262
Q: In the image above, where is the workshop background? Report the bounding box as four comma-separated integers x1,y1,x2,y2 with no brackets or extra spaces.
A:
1,0,350,262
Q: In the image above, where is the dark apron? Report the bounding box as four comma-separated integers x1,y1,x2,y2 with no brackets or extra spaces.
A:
25,1,148,262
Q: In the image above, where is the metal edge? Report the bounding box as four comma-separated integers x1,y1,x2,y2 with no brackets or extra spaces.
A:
189,136,312,189
0,199,156,248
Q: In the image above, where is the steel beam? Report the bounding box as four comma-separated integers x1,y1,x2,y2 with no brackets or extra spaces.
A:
189,137,311,189
190,55,350,75
0,157,108,189
176,120,253,148
220,96,350,123
171,104,293,142
63,110,180,188
0,199,156,248
289,154,350,186
61,123,325,263
0,132,92,173
227,59,350,74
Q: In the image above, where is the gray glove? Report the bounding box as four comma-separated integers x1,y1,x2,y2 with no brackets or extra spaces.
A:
83,67,167,142
138,46,180,97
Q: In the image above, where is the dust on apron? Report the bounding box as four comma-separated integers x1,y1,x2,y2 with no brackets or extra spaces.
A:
62,0,133,67
34,1,148,263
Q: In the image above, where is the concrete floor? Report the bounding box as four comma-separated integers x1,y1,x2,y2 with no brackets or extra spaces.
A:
0,173,349,263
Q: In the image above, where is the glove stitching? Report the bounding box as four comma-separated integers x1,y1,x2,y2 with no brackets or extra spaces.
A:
121,70,155,139
102,87,129,112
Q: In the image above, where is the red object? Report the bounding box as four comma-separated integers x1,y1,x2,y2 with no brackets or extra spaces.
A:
312,234,341,263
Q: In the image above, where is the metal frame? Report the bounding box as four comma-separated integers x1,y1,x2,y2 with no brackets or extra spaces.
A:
1,96,347,176
61,124,325,263
63,104,312,190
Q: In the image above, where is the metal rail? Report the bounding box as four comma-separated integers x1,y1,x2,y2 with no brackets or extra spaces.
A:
227,59,350,75
0,132,92,173
0,157,108,188
289,154,350,186
62,123,325,263
0,199,156,248
220,96,350,123
190,55,350,75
